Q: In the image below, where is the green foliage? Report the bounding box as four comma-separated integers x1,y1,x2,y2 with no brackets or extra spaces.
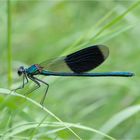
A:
1,1,140,139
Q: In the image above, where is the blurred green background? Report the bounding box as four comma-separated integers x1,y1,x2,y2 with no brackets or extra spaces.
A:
1,0,140,140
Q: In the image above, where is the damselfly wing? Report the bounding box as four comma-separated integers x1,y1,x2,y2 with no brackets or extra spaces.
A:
39,45,109,73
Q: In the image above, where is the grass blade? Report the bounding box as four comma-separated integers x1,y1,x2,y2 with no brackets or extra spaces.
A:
7,0,12,88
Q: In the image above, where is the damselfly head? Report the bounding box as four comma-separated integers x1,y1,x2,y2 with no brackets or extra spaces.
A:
17,66,25,76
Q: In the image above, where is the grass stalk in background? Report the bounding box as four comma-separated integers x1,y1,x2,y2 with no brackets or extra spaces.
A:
7,0,12,88
94,105,140,140
91,0,140,42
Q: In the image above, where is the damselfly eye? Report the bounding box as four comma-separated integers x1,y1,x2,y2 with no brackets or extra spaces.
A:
17,69,22,76
17,66,24,76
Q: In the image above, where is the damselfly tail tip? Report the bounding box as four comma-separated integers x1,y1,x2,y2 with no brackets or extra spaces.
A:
131,72,135,77
128,72,135,77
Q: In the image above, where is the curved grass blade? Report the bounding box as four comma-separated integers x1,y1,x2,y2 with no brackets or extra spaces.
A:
0,88,82,140
94,105,140,140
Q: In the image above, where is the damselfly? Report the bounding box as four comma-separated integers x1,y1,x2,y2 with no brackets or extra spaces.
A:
14,45,134,105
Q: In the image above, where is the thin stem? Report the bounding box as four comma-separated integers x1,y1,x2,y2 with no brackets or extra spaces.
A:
7,0,12,88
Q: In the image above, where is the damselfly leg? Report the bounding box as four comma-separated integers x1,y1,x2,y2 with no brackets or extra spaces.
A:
22,75,49,105
24,75,41,96
31,76,49,105
12,74,28,91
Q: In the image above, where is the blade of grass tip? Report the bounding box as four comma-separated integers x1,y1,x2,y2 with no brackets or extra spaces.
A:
0,88,82,140
93,105,140,140
7,0,12,88
90,1,140,42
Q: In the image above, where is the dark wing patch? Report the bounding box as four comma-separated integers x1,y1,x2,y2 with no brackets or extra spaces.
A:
65,45,109,73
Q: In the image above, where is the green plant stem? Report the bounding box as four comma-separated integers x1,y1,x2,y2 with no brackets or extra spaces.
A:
7,0,12,88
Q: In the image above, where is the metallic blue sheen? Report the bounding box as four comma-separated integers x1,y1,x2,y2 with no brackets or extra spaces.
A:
40,70,134,77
